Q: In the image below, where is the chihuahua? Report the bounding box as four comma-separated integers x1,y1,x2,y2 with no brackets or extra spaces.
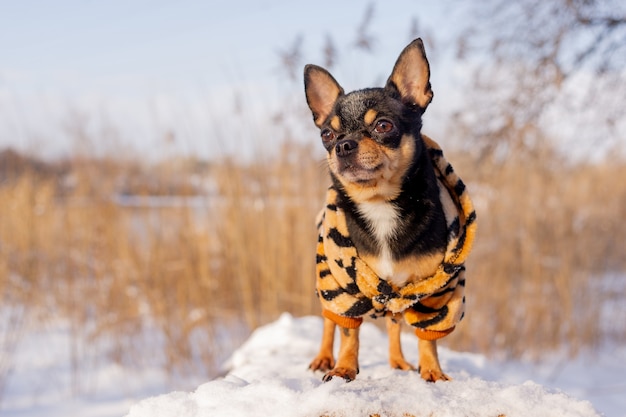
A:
304,38,476,382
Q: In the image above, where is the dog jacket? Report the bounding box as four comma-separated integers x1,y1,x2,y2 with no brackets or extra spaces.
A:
315,135,477,340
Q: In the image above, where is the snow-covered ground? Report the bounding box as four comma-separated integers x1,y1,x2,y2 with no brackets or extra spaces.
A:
2,314,625,417
0,318,209,417
125,314,626,417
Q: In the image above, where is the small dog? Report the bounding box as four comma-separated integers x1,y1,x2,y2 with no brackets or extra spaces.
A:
304,39,476,382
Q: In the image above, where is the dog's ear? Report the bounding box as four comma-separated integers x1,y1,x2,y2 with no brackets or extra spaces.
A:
386,38,433,110
304,64,344,127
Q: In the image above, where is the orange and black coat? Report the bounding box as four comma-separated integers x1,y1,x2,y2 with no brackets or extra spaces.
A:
315,136,477,340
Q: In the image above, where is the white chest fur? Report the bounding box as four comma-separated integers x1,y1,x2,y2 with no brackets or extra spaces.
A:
357,201,410,287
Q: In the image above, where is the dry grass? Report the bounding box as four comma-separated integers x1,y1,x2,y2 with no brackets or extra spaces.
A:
448,149,626,357
0,143,328,392
0,137,625,394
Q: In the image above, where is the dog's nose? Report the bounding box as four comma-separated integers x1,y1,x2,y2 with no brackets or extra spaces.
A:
335,139,358,157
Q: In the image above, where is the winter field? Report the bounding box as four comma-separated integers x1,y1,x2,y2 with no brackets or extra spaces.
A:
2,144,626,417
3,314,626,417
2,2,625,416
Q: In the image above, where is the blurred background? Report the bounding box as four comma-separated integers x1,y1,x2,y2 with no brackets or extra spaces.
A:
1,0,625,415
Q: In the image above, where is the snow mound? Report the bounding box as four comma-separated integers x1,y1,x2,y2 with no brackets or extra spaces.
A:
125,314,600,417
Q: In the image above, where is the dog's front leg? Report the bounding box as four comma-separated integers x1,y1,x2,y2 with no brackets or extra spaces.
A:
386,313,416,371
417,339,450,382
309,317,336,372
322,326,359,382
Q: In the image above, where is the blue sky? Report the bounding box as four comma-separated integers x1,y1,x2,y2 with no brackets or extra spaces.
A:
1,1,466,158
1,1,450,95
2,2,623,161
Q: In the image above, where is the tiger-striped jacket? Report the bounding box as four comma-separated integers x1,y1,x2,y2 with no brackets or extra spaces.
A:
315,136,477,340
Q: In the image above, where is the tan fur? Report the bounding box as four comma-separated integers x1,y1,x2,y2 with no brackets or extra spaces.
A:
311,314,451,380
363,108,378,125
330,115,341,131
388,40,433,108
418,339,450,382
386,314,415,371
328,134,416,203
304,66,344,127
322,327,360,382
309,317,336,372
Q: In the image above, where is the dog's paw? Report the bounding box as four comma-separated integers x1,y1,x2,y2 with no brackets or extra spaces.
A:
309,355,335,372
389,357,417,371
418,366,451,382
322,367,358,382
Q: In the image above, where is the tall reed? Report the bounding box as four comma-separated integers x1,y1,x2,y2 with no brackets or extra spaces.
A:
0,137,624,395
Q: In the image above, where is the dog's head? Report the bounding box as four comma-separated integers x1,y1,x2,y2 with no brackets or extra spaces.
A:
304,38,433,202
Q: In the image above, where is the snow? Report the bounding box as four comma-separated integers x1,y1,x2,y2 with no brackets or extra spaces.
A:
2,313,624,417
125,314,624,417
0,319,206,417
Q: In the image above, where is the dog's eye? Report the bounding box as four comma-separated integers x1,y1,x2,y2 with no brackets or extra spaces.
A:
321,129,336,143
374,120,394,133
